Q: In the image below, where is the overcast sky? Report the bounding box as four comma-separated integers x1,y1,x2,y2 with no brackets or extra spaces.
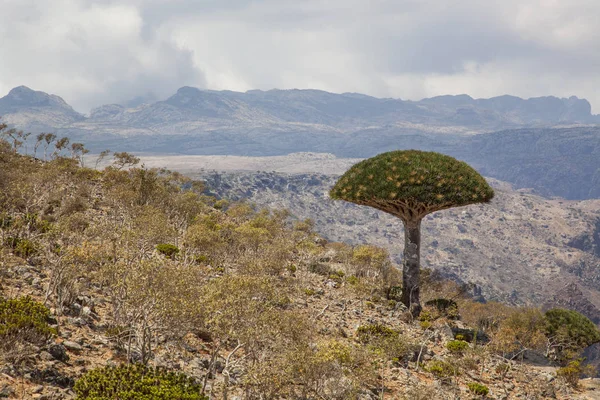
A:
2,0,600,113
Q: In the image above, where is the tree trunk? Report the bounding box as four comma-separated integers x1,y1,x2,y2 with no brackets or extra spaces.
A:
401,219,422,316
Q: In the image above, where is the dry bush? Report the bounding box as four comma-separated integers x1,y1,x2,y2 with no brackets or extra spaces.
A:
490,307,547,358
457,300,512,335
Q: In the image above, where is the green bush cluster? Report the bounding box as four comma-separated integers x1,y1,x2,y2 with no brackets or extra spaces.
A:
426,359,459,378
425,298,459,319
446,340,469,354
0,212,12,229
3,236,37,257
74,364,207,400
467,382,489,396
156,243,180,259
545,308,600,358
307,261,331,276
387,285,402,302
356,324,399,343
0,296,56,346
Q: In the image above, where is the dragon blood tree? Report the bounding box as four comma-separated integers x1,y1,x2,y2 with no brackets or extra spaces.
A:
330,150,494,316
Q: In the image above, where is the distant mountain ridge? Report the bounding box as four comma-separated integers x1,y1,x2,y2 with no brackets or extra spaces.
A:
2,85,599,134
2,85,600,200
0,86,84,129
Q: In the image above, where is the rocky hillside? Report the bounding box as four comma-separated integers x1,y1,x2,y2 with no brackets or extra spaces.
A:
3,136,600,399
199,170,600,318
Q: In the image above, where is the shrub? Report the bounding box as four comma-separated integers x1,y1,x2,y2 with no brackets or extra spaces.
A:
156,243,180,259
308,261,331,276
495,362,510,375
420,321,432,330
545,308,600,360
0,212,12,229
60,196,88,216
426,360,459,379
0,296,56,346
15,239,37,257
387,285,402,302
492,307,546,355
356,324,412,362
425,298,459,319
556,359,595,388
4,236,37,258
213,199,229,210
74,364,207,399
446,340,469,354
467,382,489,396
418,309,434,322
356,324,399,343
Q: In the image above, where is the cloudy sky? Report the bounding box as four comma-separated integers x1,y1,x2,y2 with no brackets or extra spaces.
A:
2,0,600,113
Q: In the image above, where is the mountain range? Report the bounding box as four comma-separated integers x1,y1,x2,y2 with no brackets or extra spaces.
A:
2,85,600,200
2,85,599,136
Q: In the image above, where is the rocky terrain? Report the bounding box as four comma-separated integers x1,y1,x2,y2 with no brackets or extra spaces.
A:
0,248,585,400
197,170,600,316
3,140,600,399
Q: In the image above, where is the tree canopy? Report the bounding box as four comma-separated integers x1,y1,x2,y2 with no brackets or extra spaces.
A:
330,150,494,222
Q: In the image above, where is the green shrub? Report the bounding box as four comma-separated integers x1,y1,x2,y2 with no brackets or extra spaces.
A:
4,236,37,258
446,340,469,354
15,239,36,257
194,254,209,264
418,309,434,322
3,236,19,249
308,261,331,276
425,298,459,319
213,199,229,210
74,364,207,399
556,359,595,388
0,213,12,229
426,360,459,378
0,296,56,346
356,324,399,343
387,285,402,302
467,382,489,396
346,275,359,285
356,324,413,361
545,308,600,360
156,243,180,259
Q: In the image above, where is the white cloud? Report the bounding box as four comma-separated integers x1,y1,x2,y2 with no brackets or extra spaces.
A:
1,0,600,112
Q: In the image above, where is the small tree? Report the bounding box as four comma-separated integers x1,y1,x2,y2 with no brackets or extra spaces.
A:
330,150,494,315
43,133,57,160
545,308,600,361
